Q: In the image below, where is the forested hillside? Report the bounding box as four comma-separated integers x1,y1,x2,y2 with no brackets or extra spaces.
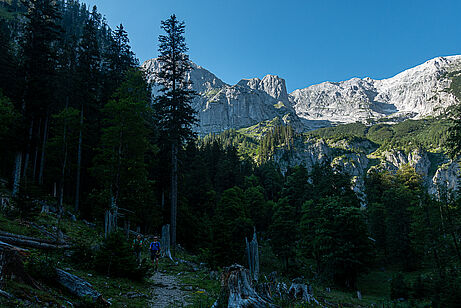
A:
0,1,461,307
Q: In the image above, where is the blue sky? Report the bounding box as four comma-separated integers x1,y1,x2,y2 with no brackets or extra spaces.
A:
84,0,461,92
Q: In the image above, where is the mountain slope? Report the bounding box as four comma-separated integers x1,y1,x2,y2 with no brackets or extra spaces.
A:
290,55,461,124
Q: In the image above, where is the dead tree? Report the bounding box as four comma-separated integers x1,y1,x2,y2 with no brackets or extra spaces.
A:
161,224,173,261
104,208,117,238
246,229,259,282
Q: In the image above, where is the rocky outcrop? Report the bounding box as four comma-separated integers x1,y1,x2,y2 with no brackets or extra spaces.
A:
429,160,460,195
141,59,301,135
380,149,431,176
272,137,459,201
290,56,461,124
238,75,289,103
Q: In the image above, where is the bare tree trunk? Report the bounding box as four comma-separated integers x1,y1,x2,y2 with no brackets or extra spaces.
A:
12,152,22,196
22,118,34,180
38,114,49,185
170,142,178,256
75,105,83,212
58,102,69,214
32,118,41,182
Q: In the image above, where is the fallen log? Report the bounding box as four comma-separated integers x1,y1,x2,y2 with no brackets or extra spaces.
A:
219,264,278,308
55,269,108,305
28,222,70,242
0,235,71,250
0,230,59,245
0,289,13,299
0,241,29,256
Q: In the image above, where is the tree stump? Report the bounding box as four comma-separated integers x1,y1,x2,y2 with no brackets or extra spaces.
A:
0,241,36,288
218,264,278,308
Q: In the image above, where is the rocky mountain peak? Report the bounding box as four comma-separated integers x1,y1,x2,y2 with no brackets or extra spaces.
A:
290,55,461,124
238,74,289,102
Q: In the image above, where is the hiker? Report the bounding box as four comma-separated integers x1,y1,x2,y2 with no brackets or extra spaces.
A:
150,236,161,271
132,234,143,266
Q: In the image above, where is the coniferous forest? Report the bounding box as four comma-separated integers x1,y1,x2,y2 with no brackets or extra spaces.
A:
0,1,461,307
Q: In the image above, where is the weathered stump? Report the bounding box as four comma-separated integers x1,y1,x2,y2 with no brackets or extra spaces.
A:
0,241,36,287
218,264,278,308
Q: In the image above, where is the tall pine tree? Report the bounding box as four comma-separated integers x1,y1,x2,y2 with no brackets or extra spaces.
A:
154,14,197,254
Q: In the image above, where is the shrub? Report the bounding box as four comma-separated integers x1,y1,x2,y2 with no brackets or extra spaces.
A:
94,231,146,280
25,255,57,283
70,242,96,270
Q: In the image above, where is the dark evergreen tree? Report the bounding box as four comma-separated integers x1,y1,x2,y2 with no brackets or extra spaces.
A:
269,197,298,272
154,14,197,254
300,196,371,287
20,0,62,190
75,6,101,212
91,69,153,222
211,186,252,267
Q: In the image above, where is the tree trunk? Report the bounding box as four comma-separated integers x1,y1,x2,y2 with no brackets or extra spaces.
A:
12,152,22,196
75,104,83,212
32,117,41,183
38,114,49,185
58,104,68,215
22,118,34,181
170,142,178,256
161,224,174,261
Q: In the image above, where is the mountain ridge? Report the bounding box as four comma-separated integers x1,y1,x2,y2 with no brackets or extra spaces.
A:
141,55,461,134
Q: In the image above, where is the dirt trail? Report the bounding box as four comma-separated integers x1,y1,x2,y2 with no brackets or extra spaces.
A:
148,271,191,308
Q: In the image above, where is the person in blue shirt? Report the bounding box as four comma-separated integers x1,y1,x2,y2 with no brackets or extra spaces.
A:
149,236,161,271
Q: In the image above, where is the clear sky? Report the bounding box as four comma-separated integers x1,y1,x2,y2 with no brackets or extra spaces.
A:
84,0,461,92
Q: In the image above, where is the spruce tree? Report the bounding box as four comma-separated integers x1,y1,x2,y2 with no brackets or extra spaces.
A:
154,14,197,254
20,0,62,191
92,69,152,221
75,7,100,212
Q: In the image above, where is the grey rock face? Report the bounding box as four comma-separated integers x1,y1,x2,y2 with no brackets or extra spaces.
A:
238,74,289,103
141,59,300,135
272,138,459,202
290,56,461,124
429,160,460,195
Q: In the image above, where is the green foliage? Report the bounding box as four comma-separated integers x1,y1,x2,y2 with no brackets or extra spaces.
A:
94,231,146,280
0,91,19,139
308,118,450,153
269,197,297,272
91,69,155,221
300,196,371,287
25,254,57,283
257,124,294,163
390,273,409,300
366,166,423,269
211,187,253,267
70,242,96,270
